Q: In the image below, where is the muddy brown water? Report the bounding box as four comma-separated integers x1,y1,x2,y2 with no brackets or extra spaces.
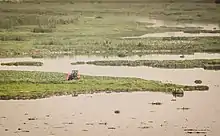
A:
0,86,219,136
0,54,220,85
0,55,220,136
1,64,220,85
1,18,220,135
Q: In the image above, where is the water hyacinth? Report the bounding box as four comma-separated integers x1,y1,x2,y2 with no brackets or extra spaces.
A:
1,61,43,66
77,59,220,70
0,70,209,100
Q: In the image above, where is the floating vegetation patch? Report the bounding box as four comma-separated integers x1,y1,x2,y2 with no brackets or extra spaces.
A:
71,61,86,65
0,70,209,100
177,107,190,110
183,30,220,34
194,80,202,84
73,59,220,70
184,128,210,134
1,61,43,66
149,102,163,105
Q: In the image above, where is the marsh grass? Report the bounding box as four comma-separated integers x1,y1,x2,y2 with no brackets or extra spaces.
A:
32,37,220,54
71,61,85,65
183,30,220,34
1,61,43,66
204,64,220,70
32,27,53,33
76,59,220,70
0,35,25,41
0,1,220,57
0,70,209,100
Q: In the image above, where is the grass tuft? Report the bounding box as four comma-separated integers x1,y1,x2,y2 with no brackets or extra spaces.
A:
32,27,53,33
71,61,86,65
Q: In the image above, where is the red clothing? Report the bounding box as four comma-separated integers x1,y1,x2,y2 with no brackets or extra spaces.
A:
66,72,70,80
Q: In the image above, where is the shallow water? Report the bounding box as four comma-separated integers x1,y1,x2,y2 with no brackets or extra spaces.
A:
1,53,220,85
121,32,220,39
0,55,220,135
1,16,220,136
136,18,220,30
128,18,220,39
0,85,219,136
1,61,220,86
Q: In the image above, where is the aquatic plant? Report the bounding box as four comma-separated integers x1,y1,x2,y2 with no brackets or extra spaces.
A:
0,70,209,100
81,59,220,70
1,61,43,66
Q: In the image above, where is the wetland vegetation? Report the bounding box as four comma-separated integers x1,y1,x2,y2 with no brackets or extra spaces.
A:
72,59,220,70
0,70,209,100
0,0,218,98
0,0,220,58
0,1,219,134
1,61,43,66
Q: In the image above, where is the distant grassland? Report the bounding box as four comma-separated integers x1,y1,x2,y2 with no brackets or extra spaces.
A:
0,0,220,57
0,70,209,100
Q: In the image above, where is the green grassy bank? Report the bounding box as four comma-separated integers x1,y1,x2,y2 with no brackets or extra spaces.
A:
0,70,208,100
